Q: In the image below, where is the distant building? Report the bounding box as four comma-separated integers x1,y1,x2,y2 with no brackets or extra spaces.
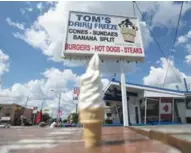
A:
0,103,33,125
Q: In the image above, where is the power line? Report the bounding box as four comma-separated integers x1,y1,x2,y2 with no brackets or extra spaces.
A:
162,1,184,87
133,1,183,85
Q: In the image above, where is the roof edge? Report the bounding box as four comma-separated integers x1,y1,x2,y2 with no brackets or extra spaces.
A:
112,80,185,94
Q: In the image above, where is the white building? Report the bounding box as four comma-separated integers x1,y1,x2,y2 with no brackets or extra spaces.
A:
103,80,191,126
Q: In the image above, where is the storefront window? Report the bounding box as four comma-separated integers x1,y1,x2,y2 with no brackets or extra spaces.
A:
186,98,191,109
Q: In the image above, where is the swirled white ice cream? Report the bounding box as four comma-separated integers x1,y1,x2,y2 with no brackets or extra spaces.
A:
78,54,105,110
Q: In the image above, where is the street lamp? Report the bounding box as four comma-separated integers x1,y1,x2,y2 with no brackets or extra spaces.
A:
50,89,62,123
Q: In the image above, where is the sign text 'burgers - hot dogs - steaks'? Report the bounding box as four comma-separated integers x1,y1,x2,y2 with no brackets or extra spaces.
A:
63,11,144,62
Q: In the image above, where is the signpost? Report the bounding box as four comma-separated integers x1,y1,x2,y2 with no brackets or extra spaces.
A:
73,87,80,113
32,107,38,125
63,11,145,127
73,87,80,101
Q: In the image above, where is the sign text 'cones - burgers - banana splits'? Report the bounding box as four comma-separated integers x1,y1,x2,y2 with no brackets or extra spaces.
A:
63,11,145,62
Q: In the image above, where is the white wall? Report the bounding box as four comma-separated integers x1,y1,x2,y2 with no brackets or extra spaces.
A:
128,96,139,124
144,90,185,98
177,102,186,123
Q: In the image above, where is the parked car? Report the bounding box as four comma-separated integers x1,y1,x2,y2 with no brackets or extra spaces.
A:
0,122,10,128
23,118,32,126
0,117,11,128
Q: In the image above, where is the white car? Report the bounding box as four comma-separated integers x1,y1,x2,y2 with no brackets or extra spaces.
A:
0,123,10,128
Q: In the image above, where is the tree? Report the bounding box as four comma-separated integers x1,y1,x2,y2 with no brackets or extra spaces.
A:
42,113,51,122
70,113,79,124
63,119,67,123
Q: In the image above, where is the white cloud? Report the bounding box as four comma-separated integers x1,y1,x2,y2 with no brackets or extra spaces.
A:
187,31,191,38
9,1,189,69
177,36,188,44
149,2,191,28
6,18,25,30
0,66,109,118
177,30,191,44
143,57,189,90
0,68,79,118
10,2,191,59
15,2,189,63
0,49,9,81
8,1,153,68
185,44,191,64
140,21,153,49
37,2,43,11
176,30,191,64
7,1,190,74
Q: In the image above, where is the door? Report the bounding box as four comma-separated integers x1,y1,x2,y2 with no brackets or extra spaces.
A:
135,106,139,124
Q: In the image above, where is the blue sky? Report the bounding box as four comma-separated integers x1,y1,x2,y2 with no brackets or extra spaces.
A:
0,1,191,117
0,2,63,88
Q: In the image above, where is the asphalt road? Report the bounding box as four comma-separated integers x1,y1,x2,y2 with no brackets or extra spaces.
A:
0,126,181,153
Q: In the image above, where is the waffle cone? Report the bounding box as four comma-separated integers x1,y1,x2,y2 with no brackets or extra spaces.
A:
79,107,104,148
83,123,102,148
79,107,104,124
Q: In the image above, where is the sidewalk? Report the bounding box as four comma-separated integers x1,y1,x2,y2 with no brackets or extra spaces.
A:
130,124,191,153
0,126,182,153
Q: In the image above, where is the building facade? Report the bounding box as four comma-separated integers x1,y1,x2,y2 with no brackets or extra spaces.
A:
103,80,191,126
0,103,33,125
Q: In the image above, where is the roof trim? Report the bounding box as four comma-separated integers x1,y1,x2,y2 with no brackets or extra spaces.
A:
103,81,112,93
111,80,185,94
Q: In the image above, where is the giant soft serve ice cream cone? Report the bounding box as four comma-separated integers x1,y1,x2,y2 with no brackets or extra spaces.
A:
78,54,105,148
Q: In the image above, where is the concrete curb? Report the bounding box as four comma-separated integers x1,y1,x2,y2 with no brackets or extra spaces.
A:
129,127,191,153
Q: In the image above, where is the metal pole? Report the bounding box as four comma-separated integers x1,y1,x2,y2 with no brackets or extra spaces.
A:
21,96,29,126
159,97,161,124
144,98,147,124
51,108,53,118
23,96,29,115
138,99,141,124
57,93,61,123
76,104,78,114
120,60,129,127
33,113,36,125
172,98,174,122
41,100,44,110
41,100,44,122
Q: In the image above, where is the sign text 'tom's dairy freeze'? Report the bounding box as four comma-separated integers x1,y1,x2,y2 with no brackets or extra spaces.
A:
69,13,118,42
64,11,145,62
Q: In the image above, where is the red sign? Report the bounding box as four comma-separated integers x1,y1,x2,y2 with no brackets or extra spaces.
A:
74,87,80,95
73,87,80,100
163,105,169,112
58,108,62,116
160,98,172,120
36,110,42,124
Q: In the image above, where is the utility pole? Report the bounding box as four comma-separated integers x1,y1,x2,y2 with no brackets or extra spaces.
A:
23,96,29,116
57,93,61,123
51,107,54,119
76,104,78,114
21,96,29,126
41,100,45,121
